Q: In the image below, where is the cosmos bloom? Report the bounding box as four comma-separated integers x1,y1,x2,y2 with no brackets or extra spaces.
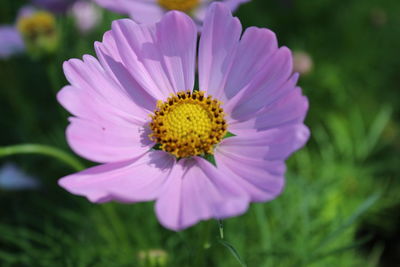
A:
94,0,251,24
58,3,309,231
0,6,58,59
0,6,34,59
33,0,101,33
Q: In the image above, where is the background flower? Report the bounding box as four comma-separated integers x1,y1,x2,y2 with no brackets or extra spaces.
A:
293,51,313,75
71,1,102,34
0,5,59,59
94,0,251,24
32,0,78,13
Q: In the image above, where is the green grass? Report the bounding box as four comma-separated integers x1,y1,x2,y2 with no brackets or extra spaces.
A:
1,0,400,266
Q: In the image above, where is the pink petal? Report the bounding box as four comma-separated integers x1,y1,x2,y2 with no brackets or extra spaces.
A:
224,27,278,101
214,149,286,202
110,12,197,100
199,4,299,122
57,85,145,128
59,151,174,203
60,56,150,125
213,123,309,202
58,55,156,163
95,31,157,112
225,47,294,119
219,124,310,160
155,157,249,231
198,3,242,98
198,3,292,118
66,118,152,163
95,0,164,24
229,86,309,133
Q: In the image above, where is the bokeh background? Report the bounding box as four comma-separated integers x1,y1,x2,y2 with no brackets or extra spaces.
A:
1,0,399,266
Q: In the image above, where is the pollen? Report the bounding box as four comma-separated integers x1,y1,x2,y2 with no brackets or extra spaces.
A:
149,91,227,158
157,0,200,12
17,11,56,39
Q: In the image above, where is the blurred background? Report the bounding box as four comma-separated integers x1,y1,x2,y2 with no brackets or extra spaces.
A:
0,0,399,266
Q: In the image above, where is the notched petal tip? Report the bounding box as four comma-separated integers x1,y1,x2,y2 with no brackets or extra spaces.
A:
278,46,294,70
111,18,136,30
160,9,197,30
207,1,238,23
157,9,197,36
163,9,187,18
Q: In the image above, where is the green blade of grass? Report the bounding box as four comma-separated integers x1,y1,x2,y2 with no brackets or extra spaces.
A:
219,239,247,267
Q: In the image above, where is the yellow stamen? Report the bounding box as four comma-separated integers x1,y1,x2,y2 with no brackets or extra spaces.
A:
149,91,227,158
157,0,200,12
17,11,56,39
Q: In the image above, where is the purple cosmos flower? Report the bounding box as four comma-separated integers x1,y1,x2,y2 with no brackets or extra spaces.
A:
0,6,59,59
58,3,309,231
94,0,251,24
0,6,35,59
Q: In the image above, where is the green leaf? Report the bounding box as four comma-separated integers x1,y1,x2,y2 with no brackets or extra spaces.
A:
364,105,392,155
152,143,162,150
219,239,247,267
203,154,216,166
224,132,236,139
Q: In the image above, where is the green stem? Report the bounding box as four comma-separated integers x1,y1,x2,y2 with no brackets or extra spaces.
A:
0,144,85,172
218,220,224,239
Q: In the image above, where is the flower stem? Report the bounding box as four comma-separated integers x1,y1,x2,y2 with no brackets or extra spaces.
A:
218,219,224,239
0,144,84,172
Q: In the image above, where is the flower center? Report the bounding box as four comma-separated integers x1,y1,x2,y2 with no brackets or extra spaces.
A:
149,91,227,158
157,0,200,12
17,11,56,40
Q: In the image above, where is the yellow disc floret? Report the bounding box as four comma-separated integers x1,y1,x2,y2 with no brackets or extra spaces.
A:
149,91,227,158
17,11,56,39
157,0,200,12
